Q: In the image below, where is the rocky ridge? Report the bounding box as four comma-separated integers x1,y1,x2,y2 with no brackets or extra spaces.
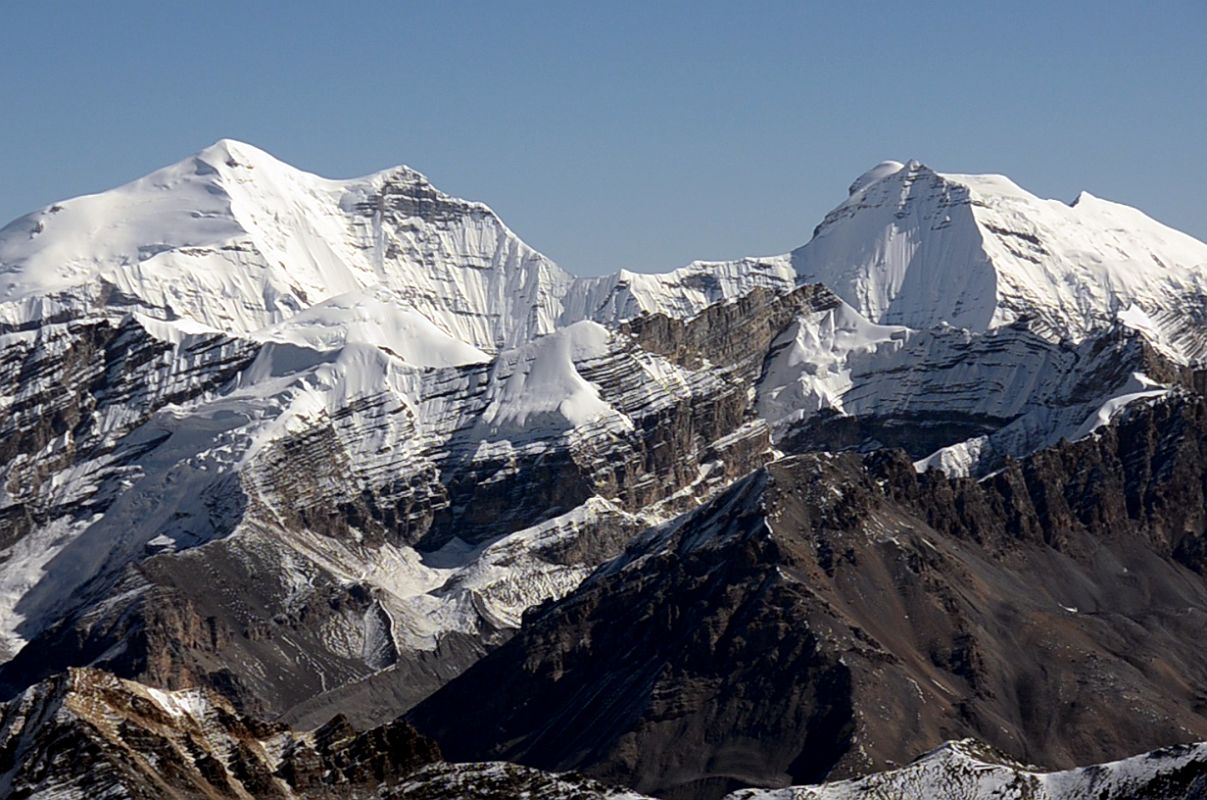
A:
4,667,1205,800
0,667,439,799
411,394,1207,798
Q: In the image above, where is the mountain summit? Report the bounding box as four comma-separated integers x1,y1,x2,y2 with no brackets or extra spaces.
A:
4,144,1204,360
0,139,572,351
794,159,1207,351
0,139,800,352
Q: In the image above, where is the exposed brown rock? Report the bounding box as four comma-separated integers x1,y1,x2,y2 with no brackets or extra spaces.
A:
0,667,439,799
409,395,1207,799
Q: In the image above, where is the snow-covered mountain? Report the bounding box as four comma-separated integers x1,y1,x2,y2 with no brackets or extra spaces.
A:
5,143,1205,359
0,139,570,351
792,160,1207,357
3,141,1207,799
0,139,796,354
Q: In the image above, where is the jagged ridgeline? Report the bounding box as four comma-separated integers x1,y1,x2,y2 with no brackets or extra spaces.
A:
2,144,1207,798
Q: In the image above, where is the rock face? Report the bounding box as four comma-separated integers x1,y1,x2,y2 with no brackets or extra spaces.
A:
3,278,1179,724
409,395,1207,799
5,668,1203,800
0,667,441,799
0,306,777,721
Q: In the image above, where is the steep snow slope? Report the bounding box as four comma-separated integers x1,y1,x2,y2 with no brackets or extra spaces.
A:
477,321,621,436
0,140,798,355
792,160,1207,353
0,139,576,352
756,299,908,423
253,288,490,367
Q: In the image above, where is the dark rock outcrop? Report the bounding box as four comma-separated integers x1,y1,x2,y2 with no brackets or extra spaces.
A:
0,667,439,799
409,395,1207,799
0,289,822,720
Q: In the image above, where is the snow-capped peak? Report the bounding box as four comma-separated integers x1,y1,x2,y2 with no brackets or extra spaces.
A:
848,159,905,196
5,143,1206,365
795,159,1207,350
0,140,804,355
0,139,574,352
194,136,285,169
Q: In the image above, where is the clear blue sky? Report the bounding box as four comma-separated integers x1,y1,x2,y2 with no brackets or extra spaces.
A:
2,2,1204,275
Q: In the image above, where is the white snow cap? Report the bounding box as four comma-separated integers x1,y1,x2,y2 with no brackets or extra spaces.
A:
0,137,577,352
798,158,1207,342
848,160,905,195
5,141,1207,359
0,138,802,352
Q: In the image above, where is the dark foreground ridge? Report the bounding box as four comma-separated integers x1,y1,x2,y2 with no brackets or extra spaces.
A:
0,666,651,799
3,665,1206,799
410,394,1207,799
